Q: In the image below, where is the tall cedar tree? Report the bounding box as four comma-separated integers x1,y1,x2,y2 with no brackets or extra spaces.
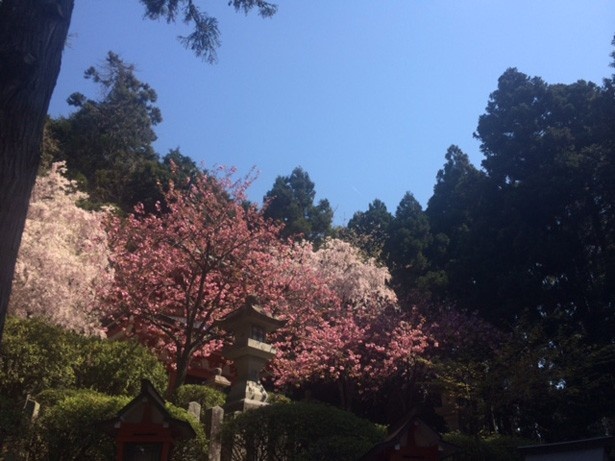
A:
425,58,615,439
0,0,277,342
347,199,393,261
263,167,333,242
50,52,165,212
384,192,433,303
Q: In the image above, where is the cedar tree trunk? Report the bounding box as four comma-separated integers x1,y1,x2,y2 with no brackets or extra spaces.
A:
0,0,74,342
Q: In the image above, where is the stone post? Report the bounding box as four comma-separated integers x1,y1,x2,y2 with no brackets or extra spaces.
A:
188,401,202,421
205,405,224,461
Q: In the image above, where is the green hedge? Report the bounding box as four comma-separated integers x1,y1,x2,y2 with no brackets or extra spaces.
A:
166,402,209,460
222,402,385,461
28,389,130,461
10,389,206,461
0,317,80,397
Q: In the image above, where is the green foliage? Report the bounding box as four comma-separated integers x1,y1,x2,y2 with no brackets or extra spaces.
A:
140,0,277,63
347,198,393,260
0,394,26,448
443,432,532,461
384,192,435,302
0,317,80,398
222,402,385,461
50,51,168,212
0,317,168,401
266,392,292,405
173,384,226,421
16,389,206,461
27,389,130,461
165,402,209,460
264,167,333,242
35,388,86,407
7,389,206,461
74,337,168,396
417,59,615,439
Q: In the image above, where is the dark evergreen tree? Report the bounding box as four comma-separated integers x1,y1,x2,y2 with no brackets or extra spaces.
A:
427,145,483,238
263,167,333,242
435,62,615,439
49,52,166,212
347,199,393,260
425,145,493,306
474,68,615,335
384,192,433,303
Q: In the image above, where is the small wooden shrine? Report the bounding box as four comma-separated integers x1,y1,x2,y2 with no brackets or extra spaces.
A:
101,380,195,461
360,414,458,461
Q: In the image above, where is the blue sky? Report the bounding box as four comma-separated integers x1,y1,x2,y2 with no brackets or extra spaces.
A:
49,1,615,224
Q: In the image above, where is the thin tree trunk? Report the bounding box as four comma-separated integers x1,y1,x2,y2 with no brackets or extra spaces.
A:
169,347,192,398
0,0,74,342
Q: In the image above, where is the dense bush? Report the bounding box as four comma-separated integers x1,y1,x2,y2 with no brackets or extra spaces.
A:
0,317,81,397
0,317,168,400
0,394,26,450
222,402,385,461
74,337,168,395
27,389,130,461
10,389,206,461
166,402,209,460
0,318,170,455
173,384,226,422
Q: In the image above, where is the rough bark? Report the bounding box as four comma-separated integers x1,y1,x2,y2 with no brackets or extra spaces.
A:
0,0,74,342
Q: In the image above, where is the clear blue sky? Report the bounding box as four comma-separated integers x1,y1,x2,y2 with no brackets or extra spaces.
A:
48,1,615,225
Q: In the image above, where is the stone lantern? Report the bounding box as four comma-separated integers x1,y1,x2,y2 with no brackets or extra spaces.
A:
217,297,285,413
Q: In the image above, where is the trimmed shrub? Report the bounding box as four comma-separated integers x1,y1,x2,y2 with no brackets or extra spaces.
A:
28,389,130,461
0,317,168,400
173,384,226,420
25,389,207,461
75,337,168,395
222,402,385,461
0,394,27,450
267,392,292,405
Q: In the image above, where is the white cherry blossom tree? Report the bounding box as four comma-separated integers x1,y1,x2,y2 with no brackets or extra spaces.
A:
9,163,111,335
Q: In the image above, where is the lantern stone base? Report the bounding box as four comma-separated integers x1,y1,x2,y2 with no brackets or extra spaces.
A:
224,379,269,413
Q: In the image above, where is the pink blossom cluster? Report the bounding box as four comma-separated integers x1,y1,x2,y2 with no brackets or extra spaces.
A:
271,239,431,402
103,166,290,388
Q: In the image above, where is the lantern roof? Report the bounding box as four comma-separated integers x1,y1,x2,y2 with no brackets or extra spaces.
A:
217,296,285,333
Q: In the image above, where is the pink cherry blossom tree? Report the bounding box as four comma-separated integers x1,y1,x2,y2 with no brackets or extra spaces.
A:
103,167,295,394
272,238,431,410
9,162,111,335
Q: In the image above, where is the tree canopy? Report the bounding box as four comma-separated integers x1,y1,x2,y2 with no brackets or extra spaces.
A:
263,167,333,242
103,167,288,393
50,52,168,212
